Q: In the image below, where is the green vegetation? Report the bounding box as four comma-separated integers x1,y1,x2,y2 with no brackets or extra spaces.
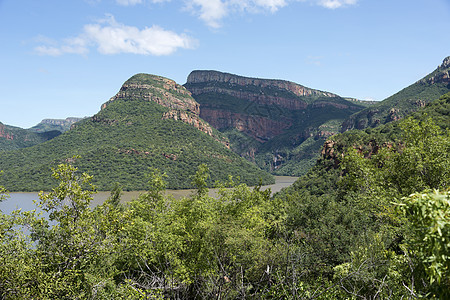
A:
0,122,60,151
0,91,448,298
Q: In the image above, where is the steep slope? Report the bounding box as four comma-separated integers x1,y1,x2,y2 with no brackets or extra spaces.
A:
184,70,372,176
342,56,450,131
0,122,60,151
322,92,450,168
30,117,86,133
0,74,273,191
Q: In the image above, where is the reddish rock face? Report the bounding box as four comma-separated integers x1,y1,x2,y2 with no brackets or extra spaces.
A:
187,86,309,110
200,108,291,141
0,124,14,140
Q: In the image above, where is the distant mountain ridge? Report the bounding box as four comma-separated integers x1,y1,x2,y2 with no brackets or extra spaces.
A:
0,73,273,191
342,56,450,131
30,117,85,133
184,70,373,176
0,122,60,151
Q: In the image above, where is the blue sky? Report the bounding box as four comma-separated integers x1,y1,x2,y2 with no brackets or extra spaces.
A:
1,0,449,128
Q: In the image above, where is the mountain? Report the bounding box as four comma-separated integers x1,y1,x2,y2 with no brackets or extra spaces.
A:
30,117,86,133
184,70,373,176
0,122,61,151
0,74,273,191
342,56,450,131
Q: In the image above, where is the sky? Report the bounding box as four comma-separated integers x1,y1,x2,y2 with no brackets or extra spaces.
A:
1,0,449,128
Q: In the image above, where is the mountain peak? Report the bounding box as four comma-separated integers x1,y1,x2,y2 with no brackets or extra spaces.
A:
440,56,450,69
104,73,198,113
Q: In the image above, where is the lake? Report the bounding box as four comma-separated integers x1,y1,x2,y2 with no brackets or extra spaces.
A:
0,176,298,214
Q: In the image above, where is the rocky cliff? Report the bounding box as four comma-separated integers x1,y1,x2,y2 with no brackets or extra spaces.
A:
184,70,369,176
419,56,450,85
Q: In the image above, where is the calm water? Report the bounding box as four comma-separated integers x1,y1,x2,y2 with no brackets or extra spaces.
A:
0,176,298,214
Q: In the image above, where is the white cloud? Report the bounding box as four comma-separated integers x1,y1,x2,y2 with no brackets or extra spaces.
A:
184,0,228,29
34,15,197,56
115,0,170,6
254,0,288,12
185,0,287,28
184,0,356,28
315,0,358,9
116,0,143,5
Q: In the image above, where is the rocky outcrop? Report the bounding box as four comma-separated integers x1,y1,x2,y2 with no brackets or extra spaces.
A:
39,117,84,127
420,56,450,85
31,117,86,133
321,138,396,169
162,110,213,137
0,123,14,140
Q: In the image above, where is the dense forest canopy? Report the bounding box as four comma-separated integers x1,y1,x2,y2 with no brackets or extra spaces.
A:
0,94,449,299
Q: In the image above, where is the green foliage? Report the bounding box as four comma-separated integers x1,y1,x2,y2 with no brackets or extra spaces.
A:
0,91,448,298
397,190,450,298
274,115,450,298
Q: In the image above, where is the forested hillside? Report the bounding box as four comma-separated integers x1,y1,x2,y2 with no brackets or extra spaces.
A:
0,122,60,151
0,74,273,191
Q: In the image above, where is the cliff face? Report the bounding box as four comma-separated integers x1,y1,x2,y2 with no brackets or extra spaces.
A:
185,70,355,143
184,70,368,176
200,108,291,141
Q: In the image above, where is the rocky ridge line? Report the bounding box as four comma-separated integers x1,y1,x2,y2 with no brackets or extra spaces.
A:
187,70,337,99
